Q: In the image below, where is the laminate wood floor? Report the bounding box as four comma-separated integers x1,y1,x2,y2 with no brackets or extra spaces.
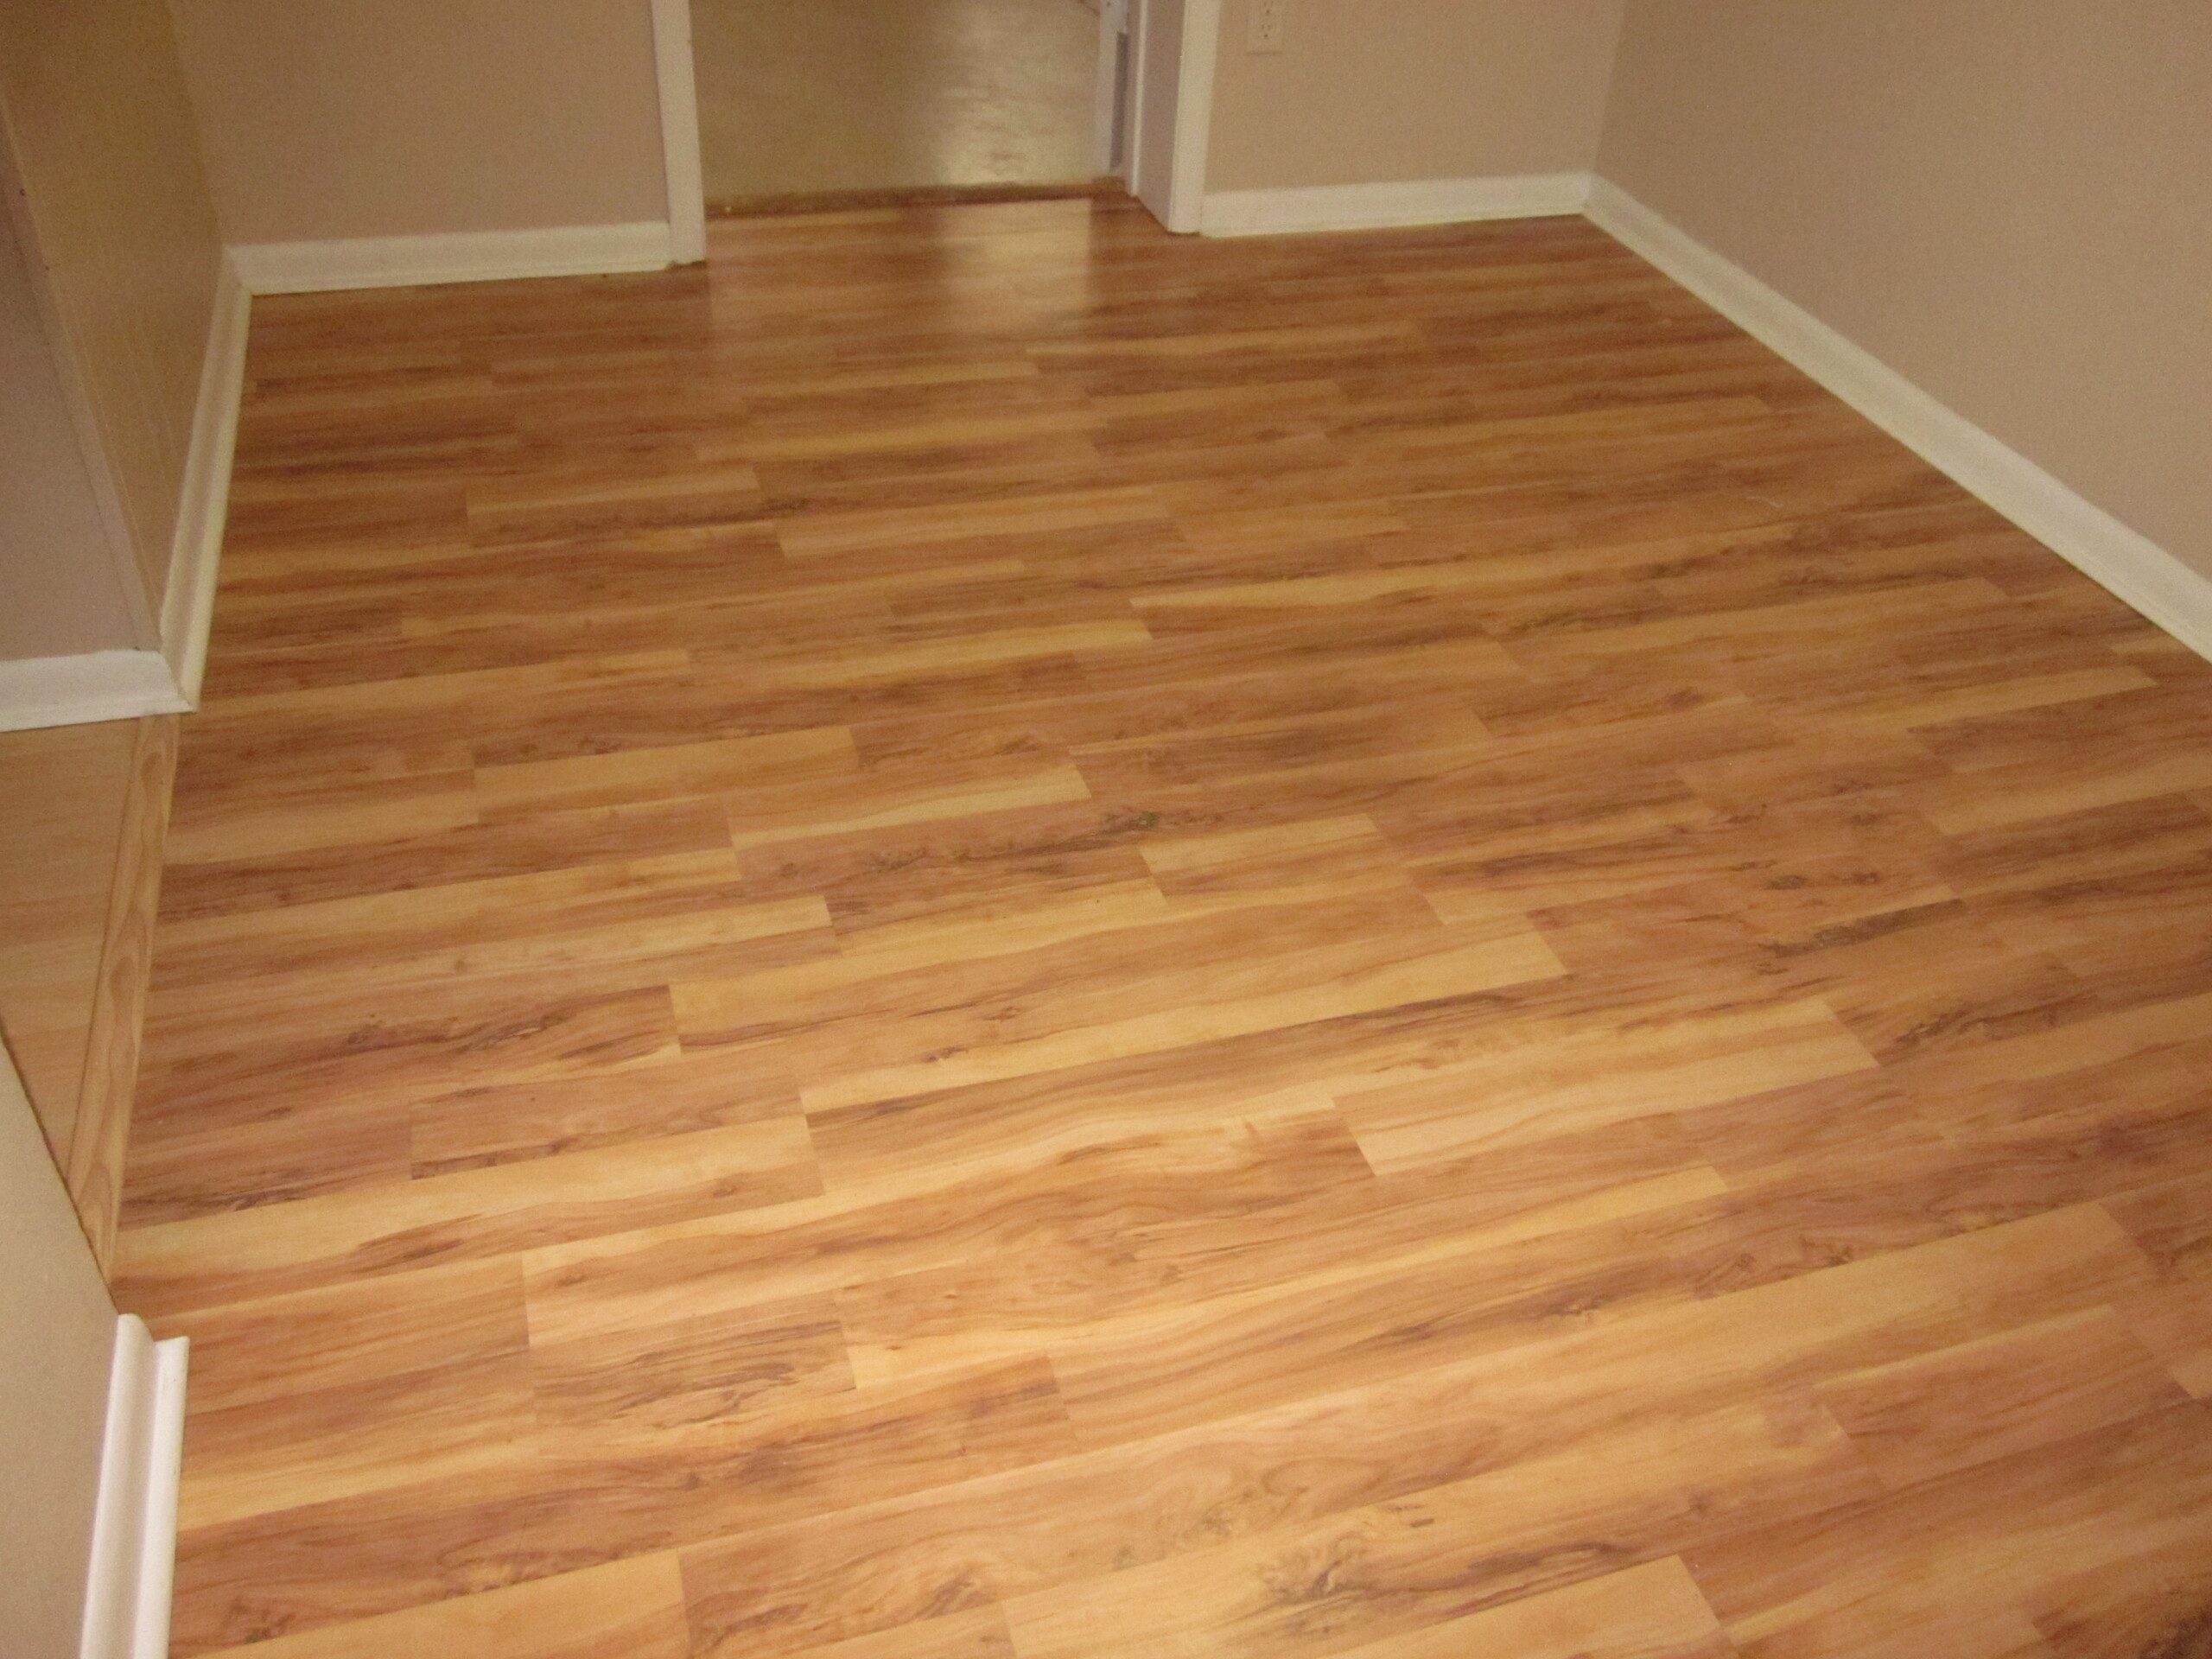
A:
124,199,2212,1659
693,0,1098,204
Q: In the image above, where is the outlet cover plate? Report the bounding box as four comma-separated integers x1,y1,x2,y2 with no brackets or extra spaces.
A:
1247,0,1285,53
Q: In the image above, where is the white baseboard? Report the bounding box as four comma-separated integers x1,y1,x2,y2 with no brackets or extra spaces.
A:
1200,172,1590,238
79,1316,188,1659
1585,176,2212,662
232,220,678,296
3,253,249,732
161,255,250,706
0,652,188,733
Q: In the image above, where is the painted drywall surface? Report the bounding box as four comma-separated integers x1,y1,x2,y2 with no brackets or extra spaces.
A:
1207,0,1624,192
0,0,226,617
1600,0,2212,578
169,0,671,243
0,177,140,660
0,1040,118,1659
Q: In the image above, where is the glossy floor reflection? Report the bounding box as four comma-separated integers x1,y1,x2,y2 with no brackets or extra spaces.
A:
695,0,1100,204
130,199,2212,1659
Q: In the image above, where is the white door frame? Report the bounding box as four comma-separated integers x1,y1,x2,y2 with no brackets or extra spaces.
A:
1093,0,1129,177
649,0,707,264
1128,0,1219,233
650,0,1216,245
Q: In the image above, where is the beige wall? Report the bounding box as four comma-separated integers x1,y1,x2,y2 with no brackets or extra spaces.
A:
0,186,141,660
169,0,671,245
1600,0,2212,578
0,0,225,620
0,1039,118,1659
1207,0,1624,193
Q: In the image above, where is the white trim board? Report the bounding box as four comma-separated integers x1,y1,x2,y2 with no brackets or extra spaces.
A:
232,221,677,296
1585,177,2212,663
161,254,250,705
1092,0,1129,178
1128,0,1219,234
1166,0,1221,234
3,252,249,732
1202,172,1591,238
79,1317,188,1659
650,0,707,264
0,652,188,734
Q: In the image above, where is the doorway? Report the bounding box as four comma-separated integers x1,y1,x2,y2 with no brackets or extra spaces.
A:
690,0,1118,210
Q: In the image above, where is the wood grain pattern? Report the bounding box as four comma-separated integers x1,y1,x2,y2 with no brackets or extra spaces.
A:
0,718,141,1165
117,200,2212,1659
68,712,178,1270
0,712,175,1268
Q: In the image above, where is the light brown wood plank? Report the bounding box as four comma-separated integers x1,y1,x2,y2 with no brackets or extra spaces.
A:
193,1553,690,1659
113,199,2212,1659
1815,1306,2190,1489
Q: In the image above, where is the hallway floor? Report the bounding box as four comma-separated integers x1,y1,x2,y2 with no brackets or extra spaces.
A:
127,199,2212,1659
694,0,1100,206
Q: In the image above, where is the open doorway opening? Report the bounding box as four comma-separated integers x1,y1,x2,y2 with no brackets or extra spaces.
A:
691,0,1126,213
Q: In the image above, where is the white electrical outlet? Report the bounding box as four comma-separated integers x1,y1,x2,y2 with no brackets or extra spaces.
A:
1247,0,1286,53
